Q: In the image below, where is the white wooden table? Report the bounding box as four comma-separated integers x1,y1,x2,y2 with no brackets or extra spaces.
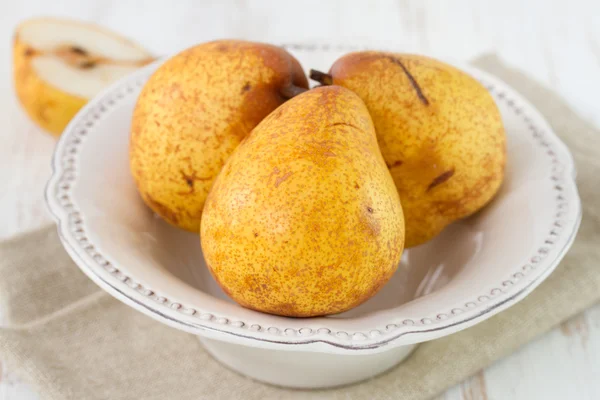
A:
1,1,599,399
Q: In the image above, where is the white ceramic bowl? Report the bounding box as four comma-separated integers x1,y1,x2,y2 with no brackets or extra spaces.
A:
45,45,581,389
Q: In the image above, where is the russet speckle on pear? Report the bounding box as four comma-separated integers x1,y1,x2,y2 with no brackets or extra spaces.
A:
201,86,405,317
313,52,506,247
130,40,308,232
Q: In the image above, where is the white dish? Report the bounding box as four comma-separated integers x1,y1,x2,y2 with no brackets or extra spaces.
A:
45,45,581,388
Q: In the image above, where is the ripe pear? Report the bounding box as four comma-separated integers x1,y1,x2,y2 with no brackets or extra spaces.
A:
130,40,308,232
201,86,405,317
13,18,154,136
311,53,506,247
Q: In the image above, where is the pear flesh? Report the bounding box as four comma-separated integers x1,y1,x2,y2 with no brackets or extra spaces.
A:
14,18,154,136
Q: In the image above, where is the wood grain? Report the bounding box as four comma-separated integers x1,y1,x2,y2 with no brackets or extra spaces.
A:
561,314,591,348
1,0,599,399
461,371,489,400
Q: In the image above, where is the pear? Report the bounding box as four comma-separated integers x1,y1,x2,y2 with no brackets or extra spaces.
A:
130,40,308,232
311,53,506,247
201,86,405,317
13,18,154,136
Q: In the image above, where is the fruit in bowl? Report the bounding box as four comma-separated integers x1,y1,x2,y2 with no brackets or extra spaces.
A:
201,86,405,317
128,44,506,317
129,40,308,232
311,53,506,247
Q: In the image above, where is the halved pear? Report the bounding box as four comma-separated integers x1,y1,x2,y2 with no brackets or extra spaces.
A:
13,18,154,136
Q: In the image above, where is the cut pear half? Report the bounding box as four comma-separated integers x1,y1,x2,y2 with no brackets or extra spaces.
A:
14,18,154,136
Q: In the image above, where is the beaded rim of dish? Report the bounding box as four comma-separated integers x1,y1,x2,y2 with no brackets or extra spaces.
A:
47,44,578,346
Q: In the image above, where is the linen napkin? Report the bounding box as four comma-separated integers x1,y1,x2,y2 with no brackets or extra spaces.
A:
1,55,599,400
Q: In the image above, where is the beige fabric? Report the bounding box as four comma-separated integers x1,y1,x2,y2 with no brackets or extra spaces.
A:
1,55,599,400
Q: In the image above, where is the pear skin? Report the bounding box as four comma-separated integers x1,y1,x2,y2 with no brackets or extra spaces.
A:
201,86,405,317
130,40,308,232
313,53,506,247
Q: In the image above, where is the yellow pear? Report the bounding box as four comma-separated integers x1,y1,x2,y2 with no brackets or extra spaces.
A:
130,40,308,232
201,86,405,317
311,53,506,247
13,18,154,136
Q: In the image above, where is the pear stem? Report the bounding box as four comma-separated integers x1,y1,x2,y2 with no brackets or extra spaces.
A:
309,69,334,86
279,84,308,99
